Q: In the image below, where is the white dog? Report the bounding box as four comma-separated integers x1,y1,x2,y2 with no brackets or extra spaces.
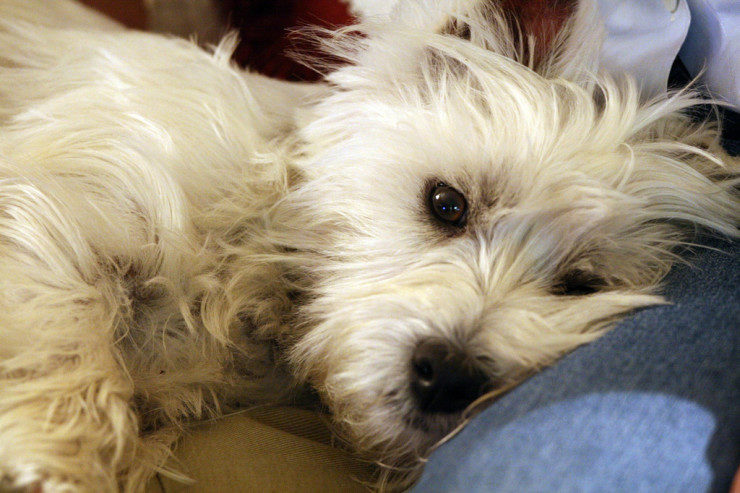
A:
0,0,737,491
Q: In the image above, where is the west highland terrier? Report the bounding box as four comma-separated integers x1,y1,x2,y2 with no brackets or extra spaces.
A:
0,0,737,491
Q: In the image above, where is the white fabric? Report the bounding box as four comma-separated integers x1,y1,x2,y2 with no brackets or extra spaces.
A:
679,0,740,109
597,0,691,97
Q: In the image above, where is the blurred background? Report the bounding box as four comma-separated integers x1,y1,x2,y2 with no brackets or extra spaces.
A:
77,0,738,142
79,0,354,80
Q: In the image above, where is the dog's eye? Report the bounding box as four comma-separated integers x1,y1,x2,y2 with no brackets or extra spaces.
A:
429,183,467,226
552,269,603,296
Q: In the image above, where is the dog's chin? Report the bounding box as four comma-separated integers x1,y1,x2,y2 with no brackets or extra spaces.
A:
332,398,466,470
403,408,464,436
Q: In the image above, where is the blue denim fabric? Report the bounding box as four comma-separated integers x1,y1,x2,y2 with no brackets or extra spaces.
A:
412,237,739,493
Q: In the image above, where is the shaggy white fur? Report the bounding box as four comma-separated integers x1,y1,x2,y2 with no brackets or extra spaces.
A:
0,0,737,491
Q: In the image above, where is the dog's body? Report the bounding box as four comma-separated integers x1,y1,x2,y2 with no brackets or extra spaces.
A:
0,0,737,491
0,5,319,489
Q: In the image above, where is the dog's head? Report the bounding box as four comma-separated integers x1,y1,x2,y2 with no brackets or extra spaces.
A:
274,0,737,472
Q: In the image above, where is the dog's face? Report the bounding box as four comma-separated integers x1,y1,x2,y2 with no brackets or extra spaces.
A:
277,0,736,467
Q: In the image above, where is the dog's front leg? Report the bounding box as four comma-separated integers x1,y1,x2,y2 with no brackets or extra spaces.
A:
0,174,184,492
0,289,185,493
0,345,176,492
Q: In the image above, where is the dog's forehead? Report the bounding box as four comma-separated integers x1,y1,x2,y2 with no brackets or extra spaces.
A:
326,79,610,177
331,89,610,192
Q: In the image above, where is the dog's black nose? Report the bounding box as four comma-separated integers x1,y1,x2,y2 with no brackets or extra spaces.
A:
411,340,490,414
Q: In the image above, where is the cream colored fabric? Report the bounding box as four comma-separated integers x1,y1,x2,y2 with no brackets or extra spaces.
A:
147,407,375,492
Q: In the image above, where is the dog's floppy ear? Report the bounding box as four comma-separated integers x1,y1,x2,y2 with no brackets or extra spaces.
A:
387,0,600,79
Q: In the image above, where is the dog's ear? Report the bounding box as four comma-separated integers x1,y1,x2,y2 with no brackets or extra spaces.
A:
388,0,600,79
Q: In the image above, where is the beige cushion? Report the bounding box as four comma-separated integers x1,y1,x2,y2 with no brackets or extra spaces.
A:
147,407,375,492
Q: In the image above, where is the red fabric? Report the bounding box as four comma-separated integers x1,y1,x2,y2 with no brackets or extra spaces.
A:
217,0,354,81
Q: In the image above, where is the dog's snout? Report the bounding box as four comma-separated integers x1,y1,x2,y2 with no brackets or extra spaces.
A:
411,340,490,414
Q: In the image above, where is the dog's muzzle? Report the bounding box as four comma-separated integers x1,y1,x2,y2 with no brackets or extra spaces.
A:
411,340,491,414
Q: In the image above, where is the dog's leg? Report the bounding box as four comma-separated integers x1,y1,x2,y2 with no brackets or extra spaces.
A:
0,168,184,492
0,310,178,492
0,350,175,492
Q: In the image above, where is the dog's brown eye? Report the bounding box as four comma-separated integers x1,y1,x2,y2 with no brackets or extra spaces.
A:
552,269,603,296
430,184,467,225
